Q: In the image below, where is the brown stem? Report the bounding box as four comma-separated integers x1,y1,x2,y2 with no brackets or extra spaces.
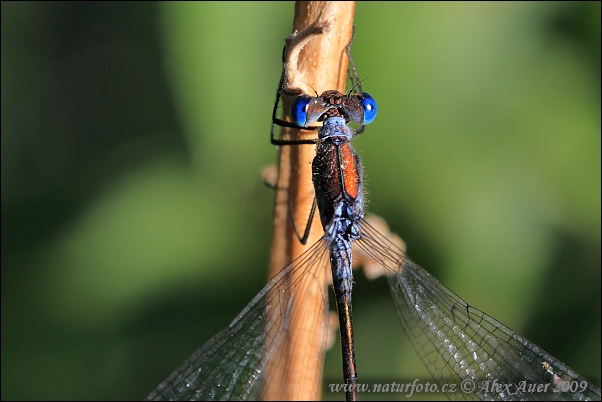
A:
265,2,356,400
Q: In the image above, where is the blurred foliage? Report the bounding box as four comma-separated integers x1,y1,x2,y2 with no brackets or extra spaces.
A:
1,2,599,400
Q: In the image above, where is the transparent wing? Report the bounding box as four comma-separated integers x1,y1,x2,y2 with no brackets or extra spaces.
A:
145,239,331,401
357,219,602,401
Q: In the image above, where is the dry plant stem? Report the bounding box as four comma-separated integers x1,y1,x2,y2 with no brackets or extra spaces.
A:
265,1,356,400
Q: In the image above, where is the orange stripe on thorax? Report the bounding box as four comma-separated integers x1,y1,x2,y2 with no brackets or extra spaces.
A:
339,142,359,199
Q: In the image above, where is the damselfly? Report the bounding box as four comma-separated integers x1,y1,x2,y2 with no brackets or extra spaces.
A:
145,30,601,401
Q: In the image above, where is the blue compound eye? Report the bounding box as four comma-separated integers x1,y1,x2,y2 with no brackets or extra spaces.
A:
358,92,377,124
290,94,313,127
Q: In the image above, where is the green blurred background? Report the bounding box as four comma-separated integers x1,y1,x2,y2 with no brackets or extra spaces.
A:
2,2,599,400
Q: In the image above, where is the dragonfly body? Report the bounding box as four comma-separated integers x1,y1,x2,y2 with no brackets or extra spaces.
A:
297,89,376,400
314,124,361,400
